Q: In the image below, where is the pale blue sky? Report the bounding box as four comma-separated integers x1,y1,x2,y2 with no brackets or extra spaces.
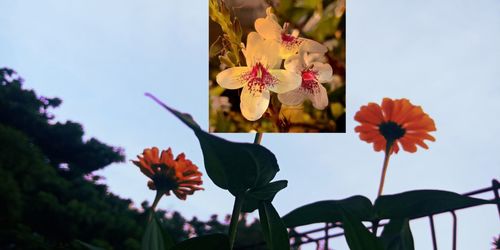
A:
1,0,499,249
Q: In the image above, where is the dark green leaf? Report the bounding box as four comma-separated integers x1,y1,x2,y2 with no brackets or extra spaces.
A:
374,190,494,219
342,213,383,250
142,213,174,250
242,180,288,213
380,218,415,250
171,234,229,250
259,201,290,250
283,196,374,228
146,94,280,195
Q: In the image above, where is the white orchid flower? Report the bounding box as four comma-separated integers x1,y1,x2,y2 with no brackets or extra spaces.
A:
255,7,327,59
216,32,301,121
278,52,333,110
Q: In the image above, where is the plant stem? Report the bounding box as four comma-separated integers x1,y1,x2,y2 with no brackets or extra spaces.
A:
151,191,163,212
253,132,263,144
377,142,394,197
149,191,163,221
228,196,244,249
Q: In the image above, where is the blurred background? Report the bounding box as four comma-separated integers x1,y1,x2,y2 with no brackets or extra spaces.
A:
1,0,499,249
209,0,346,132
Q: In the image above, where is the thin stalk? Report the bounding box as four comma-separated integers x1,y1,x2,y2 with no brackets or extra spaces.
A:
377,141,394,197
228,132,263,249
253,132,263,144
149,191,163,221
228,196,244,249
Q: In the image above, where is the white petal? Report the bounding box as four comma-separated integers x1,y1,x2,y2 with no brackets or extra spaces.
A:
244,32,281,69
240,88,270,121
299,38,328,54
307,84,329,110
284,54,304,73
279,44,300,59
304,52,327,65
255,12,282,42
216,67,249,89
243,32,261,66
278,88,305,106
268,69,301,94
311,62,333,82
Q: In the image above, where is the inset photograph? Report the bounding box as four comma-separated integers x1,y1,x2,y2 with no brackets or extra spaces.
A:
209,0,345,132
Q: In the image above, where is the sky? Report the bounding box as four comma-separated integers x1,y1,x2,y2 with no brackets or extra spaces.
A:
1,0,499,249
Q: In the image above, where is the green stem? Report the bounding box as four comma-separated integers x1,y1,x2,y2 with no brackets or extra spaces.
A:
228,196,244,249
151,191,163,211
377,141,394,197
253,132,263,144
148,191,163,221
228,133,262,249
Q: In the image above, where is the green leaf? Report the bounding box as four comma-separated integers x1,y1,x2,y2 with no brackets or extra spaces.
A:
142,213,174,250
242,180,288,213
282,196,374,228
380,218,415,250
258,201,290,250
342,213,384,250
374,190,494,219
146,94,280,195
171,234,229,250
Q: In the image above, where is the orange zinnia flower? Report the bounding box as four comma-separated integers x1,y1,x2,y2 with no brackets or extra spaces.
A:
354,98,436,154
133,147,203,200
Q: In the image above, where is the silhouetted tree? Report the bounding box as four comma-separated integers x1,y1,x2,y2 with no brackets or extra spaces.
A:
0,68,265,249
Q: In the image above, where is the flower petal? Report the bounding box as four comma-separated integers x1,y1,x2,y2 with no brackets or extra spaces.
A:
278,88,304,106
299,38,328,54
268,69,301,94
240,88,270,121
284,54,303,73
311,62,333,82
306,84,329,110
216,67,248,90
244,32,281,69
254,14,282,42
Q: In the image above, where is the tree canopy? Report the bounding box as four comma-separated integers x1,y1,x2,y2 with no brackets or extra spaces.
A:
0,68,264,250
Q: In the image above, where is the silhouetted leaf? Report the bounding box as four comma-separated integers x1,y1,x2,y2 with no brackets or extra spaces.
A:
142,213,174,250
242,180,288,213
171,234,229,250
146,94,280,195
342,213,383,250
380,218,414,250
283,196,374,228
258,201,290,250
374,190,493,219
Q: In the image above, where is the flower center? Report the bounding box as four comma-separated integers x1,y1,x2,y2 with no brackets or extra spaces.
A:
241,62,277,94
280,23,301,49
281,34,301,49
152,163,179,191
378,121,406,142
300,69,319,94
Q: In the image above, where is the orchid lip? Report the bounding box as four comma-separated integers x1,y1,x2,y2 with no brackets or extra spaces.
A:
300,69,320,94
241,62,277,94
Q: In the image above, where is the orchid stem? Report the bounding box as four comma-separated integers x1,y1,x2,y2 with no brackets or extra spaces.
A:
228,196,243,249
377,142,393,197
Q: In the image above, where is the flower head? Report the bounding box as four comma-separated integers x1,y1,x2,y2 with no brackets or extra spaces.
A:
133,147,203,200
216,32,300,121
278,52,333,109
354,98,436,154
255,7,327,59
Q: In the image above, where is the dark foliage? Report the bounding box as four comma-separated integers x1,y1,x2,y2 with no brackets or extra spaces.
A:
0,68,264,249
